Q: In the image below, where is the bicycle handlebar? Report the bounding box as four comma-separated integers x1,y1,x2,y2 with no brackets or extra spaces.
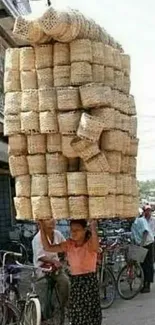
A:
15,261,53,273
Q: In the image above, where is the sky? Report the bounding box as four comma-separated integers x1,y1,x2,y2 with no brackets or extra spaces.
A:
31,0,155,181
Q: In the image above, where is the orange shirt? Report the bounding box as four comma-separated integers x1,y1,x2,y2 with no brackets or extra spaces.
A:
62,239,97,275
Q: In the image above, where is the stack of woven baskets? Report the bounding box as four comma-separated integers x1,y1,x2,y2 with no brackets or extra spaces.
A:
4,7,139,221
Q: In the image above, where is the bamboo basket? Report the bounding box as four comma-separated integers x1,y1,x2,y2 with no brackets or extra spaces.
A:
91,107,115,130
87,172,109,196
31,174,48,196
101,130,124,152
27,155,46,175
67,172,87,195
121,155,129,174
38,88,56,112
122,133,131,156
14,197,32,220
27,134,46,154
39,111,58,133
129,138,139,157
8,135,27,156
70,39,92,63
92,41,104,64
105,151,121,173
37,68,53,89
108,174,116,194
128,95,136,116
9,155,28,177
114,71,123,91
62,135,78,158
32,196,51,220
121,114,130,132
58,111,81,135
116,174,123,194
21,70,37,90
129,116,137,137
85,152,110,172
104,67,114,87
20,47,35,71
111,90,121,110
38,8,69,37
68,158,79,172
46,153,68,173
119,93,129,115
21,112,39,134
53,43,70,66
106,195,116,217
15,175,31,197
35,44,53,69
132,177,139,197
4,115,21,136
57,87,81,111
71,62,92,85
53,65,70,87
121,54,130,76
128,157,137,176
21,90,38,112
89,196,106,219
122,75,130,94
123,196,133,219
115,195,124,218
4,92,21,115
92,64,104,83
48,173,67,197
47,134,62,153
112,49,122,70
114,110,122,130
4,70,20,93
104,45,114,67
79,84,112,108
71,137,100,161
69,196,88,219
77,113,105,142
50,197,69,219
5,48,19,71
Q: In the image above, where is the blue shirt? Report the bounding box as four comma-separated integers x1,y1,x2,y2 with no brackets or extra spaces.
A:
131,216,150,245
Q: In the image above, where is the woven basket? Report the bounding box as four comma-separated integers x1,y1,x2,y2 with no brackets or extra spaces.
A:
115,195,124,218
105,151,121,173
114,71,123,91
57,87,81,111
38,88,56,112
85,152,110,172
50,197,69,220
104,67,114,87
113,49,122,70
21,112,39,134
15,175,31,198
21,70,37,90
128,95,136,116
37,68,53,89
122,75,131,94
79,84,112,108
4,115,21,136
8,135,27,156
35,44,53,69
116,174,123,194
114,110,122,130
129,138,139,157
4,70,20,93
9,155,28,177
21,90,38,112
132,178,139,197
27,155,46,175
106,195,116,217
58,111,81,135
119,93,129,115
69,196,88,219
122,133,130,156
111,90,120,110
70,39,92,63
31,174,48,196
68,158,79,172
121,114,130,132
71,137,100,161
89,196,106,219
87,172,109,196
129,116,137,137
108,174,116,194
121,54,130,76
48,173,67,197
4,92,21,115
92,41,104,64
71,62,92,85
46,153,68,173
32,196,51,220
61,135,77,158
128,157,137,176
104,45,114,67
5,48,19,71
53,43,70,66
39,111,58,134
101,130,124,152
77,113,104,142
67,172,87,195
14,197,32,220
47,134,62,153
121,155,130,174
91,107,115,130
53,65,70,87
38,8,69,37
27,134,46,154
20,47,35,71
123,196,133,219
92,64,104,83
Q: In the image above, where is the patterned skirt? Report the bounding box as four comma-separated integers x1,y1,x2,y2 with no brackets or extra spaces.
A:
69,272,102,325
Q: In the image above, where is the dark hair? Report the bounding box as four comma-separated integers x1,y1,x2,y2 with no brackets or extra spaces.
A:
70,219,91,241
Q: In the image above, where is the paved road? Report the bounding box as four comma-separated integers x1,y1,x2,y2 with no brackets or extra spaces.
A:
103,284,155,325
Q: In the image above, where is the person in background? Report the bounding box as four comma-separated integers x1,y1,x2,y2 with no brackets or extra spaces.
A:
32,219,69,310
39,219,102,325
131,204,155,293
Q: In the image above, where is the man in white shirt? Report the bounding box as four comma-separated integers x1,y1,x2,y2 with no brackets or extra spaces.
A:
32,219,69,311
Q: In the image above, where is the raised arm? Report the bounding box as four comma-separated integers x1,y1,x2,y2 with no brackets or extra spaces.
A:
88,220,99,252
39,221,65,253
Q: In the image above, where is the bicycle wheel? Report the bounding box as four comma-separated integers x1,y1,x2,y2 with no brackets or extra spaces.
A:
22,298,41,325
0,300,20,325
117,262,144,300
99,267,116,309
